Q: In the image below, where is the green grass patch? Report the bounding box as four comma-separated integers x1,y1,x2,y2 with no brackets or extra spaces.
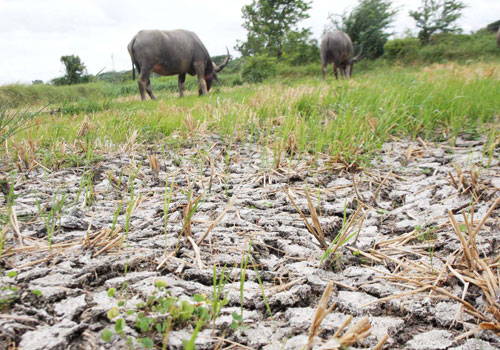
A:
1,62,499,170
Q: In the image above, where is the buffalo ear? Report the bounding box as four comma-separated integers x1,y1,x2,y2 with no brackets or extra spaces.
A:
213,73,222,86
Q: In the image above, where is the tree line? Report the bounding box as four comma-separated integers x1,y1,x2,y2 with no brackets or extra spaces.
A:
54,0,473,85
239,0,468,62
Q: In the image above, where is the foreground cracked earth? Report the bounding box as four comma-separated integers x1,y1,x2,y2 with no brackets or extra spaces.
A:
1,134,499,349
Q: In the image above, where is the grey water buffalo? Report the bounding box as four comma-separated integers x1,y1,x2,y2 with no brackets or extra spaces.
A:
320,30,361,80
127,29,230,99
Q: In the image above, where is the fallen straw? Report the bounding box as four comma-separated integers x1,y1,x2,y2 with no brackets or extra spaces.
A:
307,281,336,350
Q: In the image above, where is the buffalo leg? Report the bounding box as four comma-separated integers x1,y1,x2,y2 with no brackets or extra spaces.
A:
333,65,338,80
178,73,186,97
321,63,327,81
194,63,208,95
340,65,349,79
197,76,208,95
146,79,156,100
138,70,152,101
137,80,147,101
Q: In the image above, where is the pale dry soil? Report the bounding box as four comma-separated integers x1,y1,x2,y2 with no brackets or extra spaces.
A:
1,134,499,350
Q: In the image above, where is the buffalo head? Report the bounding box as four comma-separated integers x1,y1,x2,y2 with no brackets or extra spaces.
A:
201,48,230,95
345,45,363,78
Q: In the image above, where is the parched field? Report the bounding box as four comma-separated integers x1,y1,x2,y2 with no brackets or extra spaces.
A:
1,63,500,349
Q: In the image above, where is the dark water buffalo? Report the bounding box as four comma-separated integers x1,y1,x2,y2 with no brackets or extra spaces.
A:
320,30,361,80
128,29,230,99
497,27,500,48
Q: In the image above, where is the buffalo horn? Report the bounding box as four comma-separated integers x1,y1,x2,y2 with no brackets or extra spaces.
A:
213,47,230,73
353,45,363,62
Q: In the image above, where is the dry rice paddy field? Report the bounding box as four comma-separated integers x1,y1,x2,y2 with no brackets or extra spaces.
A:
0,62,500,349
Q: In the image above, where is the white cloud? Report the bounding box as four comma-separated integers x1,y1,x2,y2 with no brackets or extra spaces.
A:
0,0,113,33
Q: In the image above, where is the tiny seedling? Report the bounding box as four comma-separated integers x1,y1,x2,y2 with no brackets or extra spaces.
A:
83,171,96,207
163,172,175,254
251,257,273,318
102,281,209,349
111,198,124,232
122,163,142,248
38,188,68,251
74,170,87,205
0,271,19,310
233,239,252,331
320,198,363,266
210,263,232,334
75,170,96,207
179,187,204,242
416,225,437,273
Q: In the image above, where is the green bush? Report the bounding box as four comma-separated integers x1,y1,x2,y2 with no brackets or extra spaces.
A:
94,70,131,83
384,37,421,60
281,31,320,66
421,31,499,62
383,30,500,64
282,41,320,66
219,73,244,87
242,55,278,83
221,57,243,75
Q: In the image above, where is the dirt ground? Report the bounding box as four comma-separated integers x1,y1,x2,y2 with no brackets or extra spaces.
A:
1,133,499,350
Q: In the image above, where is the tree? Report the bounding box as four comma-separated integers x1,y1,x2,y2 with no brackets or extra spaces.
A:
52,55,89,85
326,0,398,59
409,0,467,44
281,28,320,65
236,0,312,59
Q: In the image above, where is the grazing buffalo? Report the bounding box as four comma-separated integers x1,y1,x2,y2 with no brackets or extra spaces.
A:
320,30,362,80
127,29,230,99
497,27,500,48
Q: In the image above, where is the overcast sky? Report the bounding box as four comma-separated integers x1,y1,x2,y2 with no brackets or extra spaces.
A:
1,0,499,85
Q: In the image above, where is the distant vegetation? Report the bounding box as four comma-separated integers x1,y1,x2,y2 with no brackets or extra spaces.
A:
0,0,498,113
51,55,90,86
1,27,499,110
384,29,500,63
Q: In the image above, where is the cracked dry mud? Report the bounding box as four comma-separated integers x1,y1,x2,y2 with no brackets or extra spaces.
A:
1,134,499,350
